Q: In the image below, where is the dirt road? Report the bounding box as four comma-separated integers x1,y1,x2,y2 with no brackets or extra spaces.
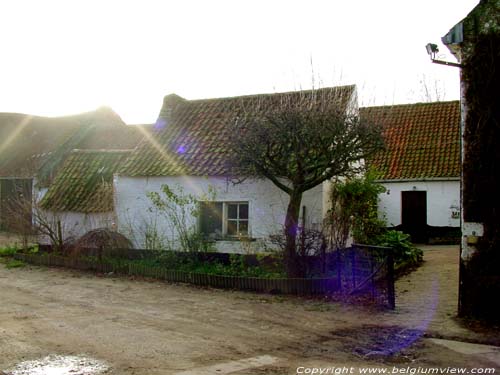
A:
0,246,498,374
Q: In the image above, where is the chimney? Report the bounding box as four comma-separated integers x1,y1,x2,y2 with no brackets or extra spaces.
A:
157,94,185,123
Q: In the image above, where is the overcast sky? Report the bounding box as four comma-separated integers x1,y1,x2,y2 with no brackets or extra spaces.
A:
0,0,477,124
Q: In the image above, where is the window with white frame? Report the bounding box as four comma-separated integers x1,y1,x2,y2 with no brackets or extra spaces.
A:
199,201,249,239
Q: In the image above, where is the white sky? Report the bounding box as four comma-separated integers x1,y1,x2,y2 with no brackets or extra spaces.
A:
0,0,477,124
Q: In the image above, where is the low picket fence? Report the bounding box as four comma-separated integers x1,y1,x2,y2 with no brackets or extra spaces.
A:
14,252,340,296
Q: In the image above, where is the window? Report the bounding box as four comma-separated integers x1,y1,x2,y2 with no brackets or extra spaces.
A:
226,202,249,236
199,201,249,239
199,202,223,237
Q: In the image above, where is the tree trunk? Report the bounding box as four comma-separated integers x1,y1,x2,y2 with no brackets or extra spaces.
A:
284,190,303,278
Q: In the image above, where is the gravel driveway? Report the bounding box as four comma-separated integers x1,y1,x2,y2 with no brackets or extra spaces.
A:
0,246,498,374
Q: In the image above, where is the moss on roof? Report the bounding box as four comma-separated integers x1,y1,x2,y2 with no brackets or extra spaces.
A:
119,86,356,177
40,150,131,213
0,108,150,185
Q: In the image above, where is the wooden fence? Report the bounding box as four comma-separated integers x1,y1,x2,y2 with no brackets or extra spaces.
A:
14,244,395,309
14,252,340,296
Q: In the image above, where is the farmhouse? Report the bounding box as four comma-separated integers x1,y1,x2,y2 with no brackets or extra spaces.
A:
361,101,461,243
114,86,358,252
39,149,131,238
1,88,462,250
0,107,148,235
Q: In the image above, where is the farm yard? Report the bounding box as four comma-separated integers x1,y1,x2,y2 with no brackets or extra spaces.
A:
0,0,498,373
1,245,498,374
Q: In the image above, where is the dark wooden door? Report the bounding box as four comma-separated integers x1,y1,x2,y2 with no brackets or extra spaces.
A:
401,191,427,243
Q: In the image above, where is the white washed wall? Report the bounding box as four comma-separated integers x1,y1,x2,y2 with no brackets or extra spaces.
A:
34,181,115,242
114,175,325,253
37,211,115,244
57,212,115,238
377,180,460,227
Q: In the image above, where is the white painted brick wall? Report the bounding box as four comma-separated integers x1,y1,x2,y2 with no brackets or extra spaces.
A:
114,175,325,253
378,180,460,227
33,180,115,243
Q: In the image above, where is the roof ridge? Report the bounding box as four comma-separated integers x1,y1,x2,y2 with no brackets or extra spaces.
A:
185,85,356,104
0,107,122,121
124,85,357,177
70,149,133,154
360,100,459,110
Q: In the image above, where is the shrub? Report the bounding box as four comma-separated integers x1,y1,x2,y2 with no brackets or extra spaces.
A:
147,184,216,252
326,172,386,248
71,229,133,250
375,230,423,268
0,246,18,257
153,252,284,278
67,229,134,260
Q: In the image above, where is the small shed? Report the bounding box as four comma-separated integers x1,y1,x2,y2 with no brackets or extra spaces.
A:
40,149,131,239
361,101,461,243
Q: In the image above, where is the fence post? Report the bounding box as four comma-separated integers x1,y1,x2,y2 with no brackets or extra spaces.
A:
336,248,342,291
387,247,396,310
351,248,356,289
370,256,375,299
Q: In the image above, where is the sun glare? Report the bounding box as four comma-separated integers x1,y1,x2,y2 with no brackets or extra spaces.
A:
0,0,477,123
0,115,33,155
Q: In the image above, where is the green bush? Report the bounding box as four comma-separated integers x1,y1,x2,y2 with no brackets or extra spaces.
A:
375,230,423,268
181,259,284,278
0,246,18,257
81,251,285,279
326,172,386,248
155,252,284,278
28,244,39,254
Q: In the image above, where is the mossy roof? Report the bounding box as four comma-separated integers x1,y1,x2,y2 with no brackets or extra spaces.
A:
119,86,356,177
360,101,460,180
40,150,131,213
0,108,151,184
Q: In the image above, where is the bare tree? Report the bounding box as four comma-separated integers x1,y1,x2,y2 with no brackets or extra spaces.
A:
5,190,68,252
418,74,446,102
228,87,383,277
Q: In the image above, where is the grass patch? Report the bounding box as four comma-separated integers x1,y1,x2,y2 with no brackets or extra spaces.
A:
5,259,26,269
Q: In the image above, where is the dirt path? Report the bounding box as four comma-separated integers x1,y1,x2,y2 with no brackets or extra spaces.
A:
395,246,468,337
0,246,498,374
394,245,499,344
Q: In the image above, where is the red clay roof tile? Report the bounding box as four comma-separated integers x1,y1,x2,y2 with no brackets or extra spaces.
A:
120,86,356,177
360,101,460,180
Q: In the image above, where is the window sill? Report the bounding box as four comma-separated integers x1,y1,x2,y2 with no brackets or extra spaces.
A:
205,236,257,242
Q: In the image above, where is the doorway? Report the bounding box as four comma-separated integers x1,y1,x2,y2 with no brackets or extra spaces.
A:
401,191,427,243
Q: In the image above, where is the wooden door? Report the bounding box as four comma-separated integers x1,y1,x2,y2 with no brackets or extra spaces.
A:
401,191,427,243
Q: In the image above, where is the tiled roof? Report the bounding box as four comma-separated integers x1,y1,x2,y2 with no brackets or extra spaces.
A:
119,86,356,176
360,101,460,180
0,113,83,178
40,150,131,213
0,108,149,182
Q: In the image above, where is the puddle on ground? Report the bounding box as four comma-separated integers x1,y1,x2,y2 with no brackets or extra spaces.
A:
6,354,109,375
